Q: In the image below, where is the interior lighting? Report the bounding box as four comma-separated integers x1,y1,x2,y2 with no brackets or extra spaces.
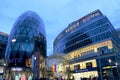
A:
12,39,16,42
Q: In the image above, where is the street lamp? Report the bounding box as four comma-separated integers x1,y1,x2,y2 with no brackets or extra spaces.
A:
115,62,118,66
108,59,114,80
4,63,6,66
34,57,36,61
115,62,120,79
108,59,111,63
34,56,36,80
3,63,6,79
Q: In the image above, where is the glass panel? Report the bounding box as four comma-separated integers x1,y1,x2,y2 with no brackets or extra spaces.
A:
22,28,27,34
13,43,19,50
15,28,20,34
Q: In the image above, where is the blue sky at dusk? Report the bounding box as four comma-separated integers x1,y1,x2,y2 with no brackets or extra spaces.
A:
0,0,120,56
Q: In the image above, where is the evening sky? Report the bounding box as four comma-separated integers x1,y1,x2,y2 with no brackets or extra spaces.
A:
0,0,120,55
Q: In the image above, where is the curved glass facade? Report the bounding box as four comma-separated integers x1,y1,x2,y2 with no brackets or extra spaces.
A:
5,11,46,67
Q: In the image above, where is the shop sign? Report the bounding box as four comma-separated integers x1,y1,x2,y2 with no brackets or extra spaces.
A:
0,67,3,73
74,69,88,73
9,58,22,63
11,67,23,71
78,10,101,24
74,67,97,73
103,66,117,69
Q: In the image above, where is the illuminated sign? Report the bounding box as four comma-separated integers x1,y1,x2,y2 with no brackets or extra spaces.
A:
65,10,101,35
0,67,3,73
9,58,22,63
52,64,64,72
15,75,19,80
21,75,26,80
103,66,117,69
55,10,102,43
52,64,56,72
74,67,97,73
78,11,101,24
11,67,23,71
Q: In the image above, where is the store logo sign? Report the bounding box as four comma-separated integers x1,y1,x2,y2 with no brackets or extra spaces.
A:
9,58,22,63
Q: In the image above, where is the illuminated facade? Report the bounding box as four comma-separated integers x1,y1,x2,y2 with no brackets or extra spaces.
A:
46,53,67,78
54,10,120,79
5,11,46,79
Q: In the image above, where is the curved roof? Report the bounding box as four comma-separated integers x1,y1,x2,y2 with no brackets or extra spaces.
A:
5,11,46,58
11,11,46,37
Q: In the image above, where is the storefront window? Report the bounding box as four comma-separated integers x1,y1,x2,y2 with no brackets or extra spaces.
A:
86,62,92,68
74,64,80,70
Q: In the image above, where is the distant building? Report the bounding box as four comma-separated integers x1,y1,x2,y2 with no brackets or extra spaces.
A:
5,11,46,79
116,28,120,38
0,32,8,78
0,32,8,59
54,9,120,80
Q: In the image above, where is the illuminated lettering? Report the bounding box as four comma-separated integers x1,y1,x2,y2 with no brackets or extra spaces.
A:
80,11,100,24
9,58,23,63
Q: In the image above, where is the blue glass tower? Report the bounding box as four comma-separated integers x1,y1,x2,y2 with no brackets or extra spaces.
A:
4,11,46,79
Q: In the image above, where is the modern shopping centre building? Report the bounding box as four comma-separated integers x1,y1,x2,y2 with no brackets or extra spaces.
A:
4,11,47,79
53,9,120,80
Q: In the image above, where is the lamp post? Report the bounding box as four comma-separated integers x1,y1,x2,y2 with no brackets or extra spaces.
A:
34,56,36,80
3,63,6,79
115,62,120,79
4,63,6,66
34,57,36,61
108,59,114,80
98,52,103,80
